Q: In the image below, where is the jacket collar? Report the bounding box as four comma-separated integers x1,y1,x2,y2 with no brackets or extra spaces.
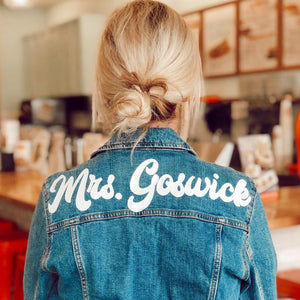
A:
91,128,197,158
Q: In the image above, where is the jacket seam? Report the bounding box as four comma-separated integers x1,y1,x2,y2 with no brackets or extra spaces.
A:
71,225,89,300
40,182,54,274
241,233,250,281
47,209,249,233
246,180,257,224
245,190,265,299
242,181,256,282
208,224,223,300
246,244,265,299
91,144,197,158
33,182,56,299
103,141,191,147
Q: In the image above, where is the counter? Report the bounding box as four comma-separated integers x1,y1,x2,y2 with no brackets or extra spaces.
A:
0,171,300,231
0,171,45,230
264,186,300,230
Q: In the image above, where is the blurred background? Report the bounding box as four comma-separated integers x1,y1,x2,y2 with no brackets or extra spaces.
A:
0,1,300,299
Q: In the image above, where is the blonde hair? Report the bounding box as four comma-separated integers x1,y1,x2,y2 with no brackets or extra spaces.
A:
93,0,202,136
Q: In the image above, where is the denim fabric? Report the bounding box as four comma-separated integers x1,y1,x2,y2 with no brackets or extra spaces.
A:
24,128,277,299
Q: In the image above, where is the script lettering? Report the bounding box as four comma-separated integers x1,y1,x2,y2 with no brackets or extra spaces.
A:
48,159,253,214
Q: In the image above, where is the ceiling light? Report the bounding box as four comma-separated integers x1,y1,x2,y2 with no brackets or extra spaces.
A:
3,0,32,8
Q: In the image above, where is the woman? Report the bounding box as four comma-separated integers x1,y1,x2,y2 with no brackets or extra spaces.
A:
24,1,277,299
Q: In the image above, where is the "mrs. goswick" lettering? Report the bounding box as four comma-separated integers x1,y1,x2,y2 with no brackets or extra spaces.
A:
48,158,252,214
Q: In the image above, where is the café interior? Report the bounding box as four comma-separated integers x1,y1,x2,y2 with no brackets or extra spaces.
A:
0,0,300,298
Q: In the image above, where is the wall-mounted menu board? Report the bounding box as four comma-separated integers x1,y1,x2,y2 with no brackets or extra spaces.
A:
239,0,279,73
202,3,237,77
282,0,300,68
183,12,201,49
184,0,300,78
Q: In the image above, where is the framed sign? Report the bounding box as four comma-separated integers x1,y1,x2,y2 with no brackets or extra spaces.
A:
202,3,237,78
183,12,201,50
239,0,279,73
282,0,300,68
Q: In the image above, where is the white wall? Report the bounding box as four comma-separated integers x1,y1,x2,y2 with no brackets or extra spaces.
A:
79,14,107,94
46,0,129,27
0,7,46,119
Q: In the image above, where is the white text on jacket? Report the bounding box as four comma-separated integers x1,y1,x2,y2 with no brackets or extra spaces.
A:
48,158,252,214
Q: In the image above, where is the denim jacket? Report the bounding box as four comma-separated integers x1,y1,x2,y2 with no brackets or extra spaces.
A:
24,128,277,299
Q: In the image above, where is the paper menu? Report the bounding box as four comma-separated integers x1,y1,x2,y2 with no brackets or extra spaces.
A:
239,0,279,72
282,0,300,67
202,3,237,77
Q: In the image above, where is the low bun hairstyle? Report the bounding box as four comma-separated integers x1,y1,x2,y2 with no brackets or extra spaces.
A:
93,0,203,135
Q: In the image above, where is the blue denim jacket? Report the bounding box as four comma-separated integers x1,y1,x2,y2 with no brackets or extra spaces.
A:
24,128,277,299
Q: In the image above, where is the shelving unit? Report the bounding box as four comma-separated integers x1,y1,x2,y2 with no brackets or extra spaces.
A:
23,14,106,98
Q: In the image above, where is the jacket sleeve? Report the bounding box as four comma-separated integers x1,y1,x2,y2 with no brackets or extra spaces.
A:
240,190,277,299
23,182,54,300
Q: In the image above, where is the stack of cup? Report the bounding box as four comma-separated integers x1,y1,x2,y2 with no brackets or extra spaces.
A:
1,120,20,153
1,120,20,171
13,140,32,172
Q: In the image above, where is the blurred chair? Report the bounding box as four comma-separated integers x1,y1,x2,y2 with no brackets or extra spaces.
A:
296,109,300,180
0,218,14,234
277,269,300,299
0,230,28,300
13,253,26,300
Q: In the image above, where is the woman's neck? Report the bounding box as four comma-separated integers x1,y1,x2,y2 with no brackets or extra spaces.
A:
147,117,179,133
147,103,181,133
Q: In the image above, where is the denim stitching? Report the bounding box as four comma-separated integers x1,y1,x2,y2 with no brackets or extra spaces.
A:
33,281,39,300
33,183,56,299
40,182,54,274
91,145,197,158
71,226,89,300
246,180,256,225
91,141,197,158
246,245,265,299
105,142,191,148
44,180,53,231
241,233,250,281
208,224,223,300
47,209,249,233
245,193,265,299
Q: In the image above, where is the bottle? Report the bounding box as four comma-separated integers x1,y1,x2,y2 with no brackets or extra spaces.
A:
1,120,20,171
64,137,73,170
279,94,293,169
48,131,66,174
296,109,300,179
272,125,284,174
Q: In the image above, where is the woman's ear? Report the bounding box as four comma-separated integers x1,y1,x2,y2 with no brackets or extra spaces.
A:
178,102,190,141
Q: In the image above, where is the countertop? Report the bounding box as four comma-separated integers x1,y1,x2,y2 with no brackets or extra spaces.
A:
264,186,300,230
0,171,300,230
0,170,45,210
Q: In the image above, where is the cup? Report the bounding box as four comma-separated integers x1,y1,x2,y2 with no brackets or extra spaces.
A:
1,120,20,153
13,140,32,171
